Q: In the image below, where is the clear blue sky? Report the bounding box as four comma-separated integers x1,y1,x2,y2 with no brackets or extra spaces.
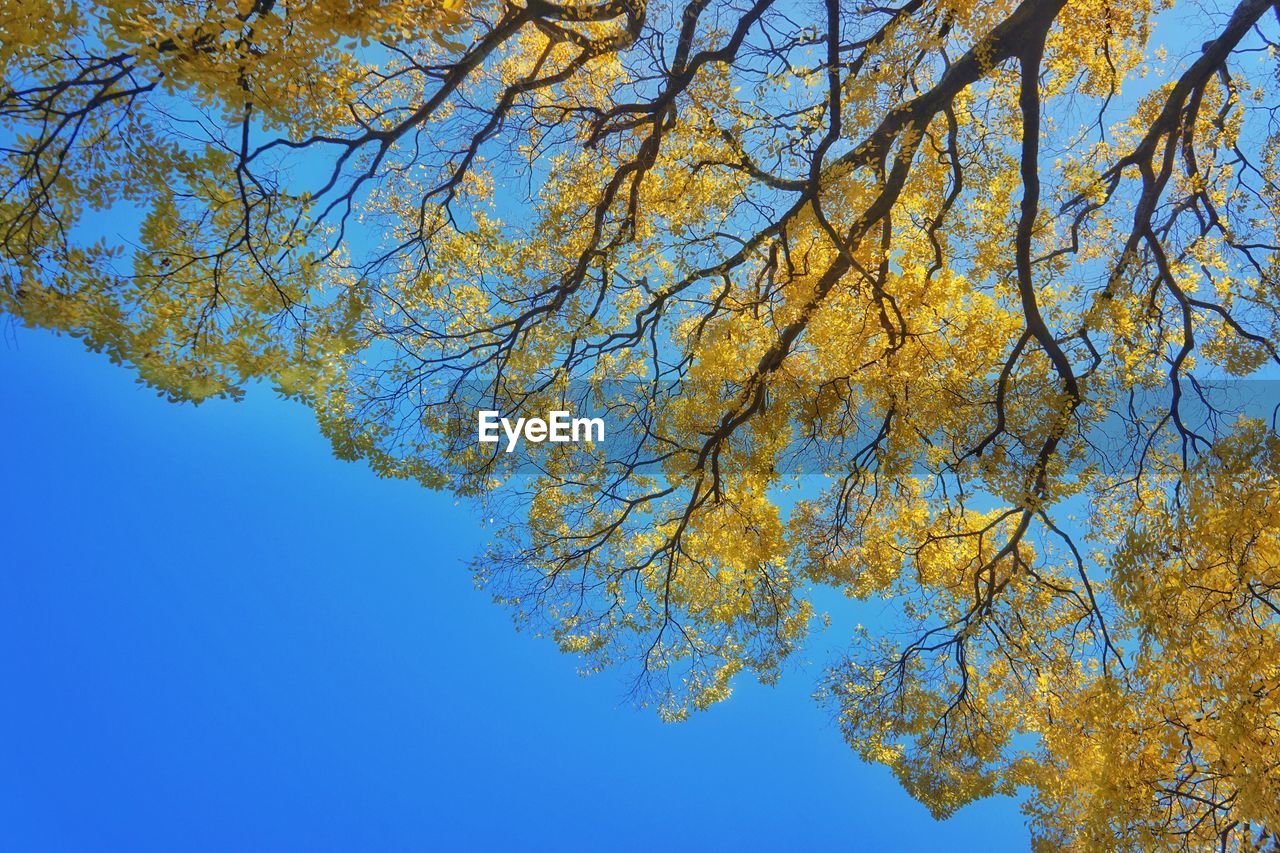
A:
0,326,1028,850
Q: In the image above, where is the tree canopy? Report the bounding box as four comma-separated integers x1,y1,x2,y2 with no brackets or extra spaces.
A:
4,0,1280,845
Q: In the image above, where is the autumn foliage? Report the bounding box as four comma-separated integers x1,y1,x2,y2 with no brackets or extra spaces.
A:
4,0,1280,846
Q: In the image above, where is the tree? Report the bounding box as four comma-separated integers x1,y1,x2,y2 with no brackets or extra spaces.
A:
4,0,1280,845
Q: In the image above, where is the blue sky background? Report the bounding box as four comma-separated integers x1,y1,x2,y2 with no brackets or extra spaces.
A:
0,325,1028,850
